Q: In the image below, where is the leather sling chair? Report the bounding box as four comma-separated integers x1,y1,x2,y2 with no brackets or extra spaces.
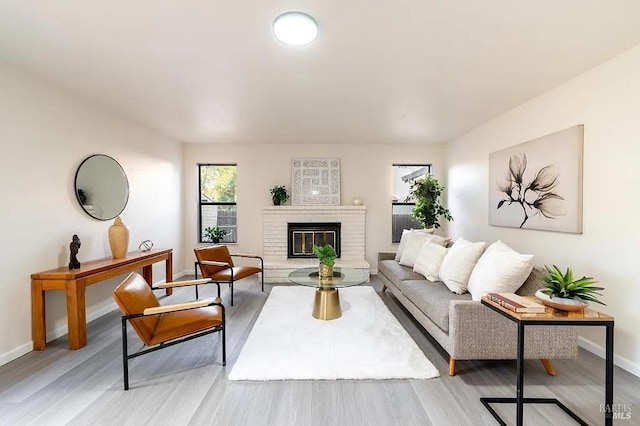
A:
113,272,225,390
194,246,263,306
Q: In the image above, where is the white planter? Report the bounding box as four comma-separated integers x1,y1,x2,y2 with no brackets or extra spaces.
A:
535,289,589,312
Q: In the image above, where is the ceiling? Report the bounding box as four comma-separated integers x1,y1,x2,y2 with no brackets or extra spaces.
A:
1,1,640,145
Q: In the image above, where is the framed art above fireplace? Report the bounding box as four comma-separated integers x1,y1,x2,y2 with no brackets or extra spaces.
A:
291,158,341,205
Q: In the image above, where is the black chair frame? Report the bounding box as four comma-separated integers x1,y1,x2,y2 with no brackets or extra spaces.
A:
193,254,264,306
120,300,225,390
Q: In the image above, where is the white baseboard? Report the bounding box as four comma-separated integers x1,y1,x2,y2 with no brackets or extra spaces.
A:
45,303,117,343
0,301,119,367
0,270,188,367
0,341,33,367
579,336,640,378
175,270,189,279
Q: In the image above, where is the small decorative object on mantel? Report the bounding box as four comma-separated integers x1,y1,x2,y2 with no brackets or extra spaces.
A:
108,216,130,259
138,240,154,252
204,226,227,244
352,195,363,206
269,185,289,206
68,234,81,269
535,265,605,311
313,244,336,279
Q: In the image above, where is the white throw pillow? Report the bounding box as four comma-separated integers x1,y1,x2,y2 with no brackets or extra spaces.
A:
399,232,433,267
438,238,487,294
413,240,449,281
395,228,434,262
467,241,535,301
395,229,411,261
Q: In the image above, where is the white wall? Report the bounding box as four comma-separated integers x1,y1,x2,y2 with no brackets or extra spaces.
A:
0,60,184,365
446,45,640,375
182,144,445,270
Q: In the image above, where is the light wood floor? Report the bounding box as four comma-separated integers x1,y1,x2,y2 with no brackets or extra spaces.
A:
1,276,637,425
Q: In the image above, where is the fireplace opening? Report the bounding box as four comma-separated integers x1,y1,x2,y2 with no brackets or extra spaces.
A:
288,222,341,259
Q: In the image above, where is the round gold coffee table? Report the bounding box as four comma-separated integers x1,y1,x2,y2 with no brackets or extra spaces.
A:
288,267,369,320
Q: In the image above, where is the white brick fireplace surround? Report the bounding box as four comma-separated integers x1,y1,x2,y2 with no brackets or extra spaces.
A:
262,206,370,283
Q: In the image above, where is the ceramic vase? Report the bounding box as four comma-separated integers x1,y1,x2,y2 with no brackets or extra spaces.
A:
109,216,130,259
352,195,363,206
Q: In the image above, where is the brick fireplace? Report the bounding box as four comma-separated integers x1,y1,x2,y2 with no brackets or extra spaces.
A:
262,206,369,282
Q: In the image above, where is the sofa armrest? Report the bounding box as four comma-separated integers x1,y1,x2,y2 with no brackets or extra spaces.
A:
448,300,577,360
377,252,396,263
449,300,507,344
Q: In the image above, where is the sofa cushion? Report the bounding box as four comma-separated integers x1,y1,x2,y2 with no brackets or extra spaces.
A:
438,238,487,294
399,280,471,332
467,241,534,301
413,240,449,281
515,266,546,296
379,260,425,284
399,233,449,268
395,229,434,262
394,230,411,261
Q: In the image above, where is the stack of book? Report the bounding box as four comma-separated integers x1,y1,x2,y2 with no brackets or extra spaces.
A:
487,292,546,313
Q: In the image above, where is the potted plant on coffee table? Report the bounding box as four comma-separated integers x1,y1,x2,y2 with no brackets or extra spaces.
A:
270,185,289,206
313,244,336,279
406,175,453,229
535,265,605,311
204,226,228,244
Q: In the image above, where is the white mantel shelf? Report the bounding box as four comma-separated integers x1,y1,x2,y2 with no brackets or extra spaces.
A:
262,205,369,283
262,205,366,211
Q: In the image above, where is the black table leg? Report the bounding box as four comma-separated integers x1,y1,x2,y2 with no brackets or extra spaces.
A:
605,324,614,426
516,321,525,426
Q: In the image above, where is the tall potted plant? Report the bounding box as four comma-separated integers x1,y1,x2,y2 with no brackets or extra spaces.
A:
407,175,453,229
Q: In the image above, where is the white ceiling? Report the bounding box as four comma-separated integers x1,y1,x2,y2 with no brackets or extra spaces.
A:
1,1,640,145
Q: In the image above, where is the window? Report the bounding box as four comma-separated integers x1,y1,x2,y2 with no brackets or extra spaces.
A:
391,164,431,243
199,164,237,243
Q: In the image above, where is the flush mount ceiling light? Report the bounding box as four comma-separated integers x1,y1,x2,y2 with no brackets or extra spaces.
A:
273,12,318,46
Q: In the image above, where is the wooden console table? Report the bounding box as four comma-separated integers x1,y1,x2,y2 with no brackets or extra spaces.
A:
31,248,173,350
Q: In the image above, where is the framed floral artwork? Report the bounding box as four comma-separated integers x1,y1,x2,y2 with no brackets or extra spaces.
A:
488,125,583,233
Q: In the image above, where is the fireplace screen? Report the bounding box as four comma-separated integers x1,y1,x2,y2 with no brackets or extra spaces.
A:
288,222,341,258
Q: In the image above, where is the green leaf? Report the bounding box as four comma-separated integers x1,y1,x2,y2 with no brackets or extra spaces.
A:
541,265,605,305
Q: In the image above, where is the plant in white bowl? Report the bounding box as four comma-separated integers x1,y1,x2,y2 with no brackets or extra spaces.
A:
535,265,605,311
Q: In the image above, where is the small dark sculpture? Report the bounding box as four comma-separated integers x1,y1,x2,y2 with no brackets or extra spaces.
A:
77,189,87,205
69,234,81,269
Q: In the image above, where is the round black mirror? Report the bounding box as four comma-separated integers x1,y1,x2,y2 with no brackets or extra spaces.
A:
74,154,129,220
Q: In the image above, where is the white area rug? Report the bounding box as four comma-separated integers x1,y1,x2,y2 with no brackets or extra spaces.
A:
228,286,440,381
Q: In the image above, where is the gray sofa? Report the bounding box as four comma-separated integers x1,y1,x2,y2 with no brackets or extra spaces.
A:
378,252,578,375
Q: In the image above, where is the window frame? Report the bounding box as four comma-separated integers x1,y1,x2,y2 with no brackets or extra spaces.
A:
198,163,238,244
391,163,432,243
